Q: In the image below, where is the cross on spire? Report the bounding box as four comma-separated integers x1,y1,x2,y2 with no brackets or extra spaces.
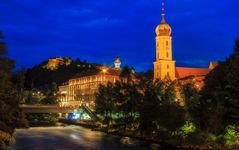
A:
161,2,166,23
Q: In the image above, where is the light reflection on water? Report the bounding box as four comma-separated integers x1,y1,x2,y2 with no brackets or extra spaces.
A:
7,126,168,150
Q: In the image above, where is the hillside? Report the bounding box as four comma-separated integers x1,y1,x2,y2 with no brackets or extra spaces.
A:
24,57,100,90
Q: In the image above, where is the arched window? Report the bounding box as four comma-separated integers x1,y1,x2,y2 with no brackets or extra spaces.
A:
167,72,170,76
166,52,169,58
167,64,169,69
166,41,169,46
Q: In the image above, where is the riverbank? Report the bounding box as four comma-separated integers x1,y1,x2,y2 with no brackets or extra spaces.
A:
58,119,230,150
58,119,183,149
92,128,220,150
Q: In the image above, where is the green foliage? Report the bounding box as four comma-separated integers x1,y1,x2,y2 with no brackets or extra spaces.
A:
223,125,239,148
199,40,239,133
181,83,201,123
177,122,196,138
95,83,116,131
26,113,58,126
178,39,239,148
138,80,185,139
180,40,239,134
95,78,186,139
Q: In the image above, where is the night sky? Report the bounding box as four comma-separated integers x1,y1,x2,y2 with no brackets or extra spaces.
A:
0,0,239,72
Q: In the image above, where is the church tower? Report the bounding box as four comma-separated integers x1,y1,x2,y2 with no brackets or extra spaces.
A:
114,56,121,69
154,2,175,80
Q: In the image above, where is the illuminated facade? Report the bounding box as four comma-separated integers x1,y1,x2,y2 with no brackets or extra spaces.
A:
154,3,218,86
154,3,175,80
47,57,64,70
58,57,122,107
45,57,72,70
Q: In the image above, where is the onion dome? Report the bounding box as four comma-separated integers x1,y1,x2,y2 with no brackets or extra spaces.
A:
114,56,121,64
155,2,172,36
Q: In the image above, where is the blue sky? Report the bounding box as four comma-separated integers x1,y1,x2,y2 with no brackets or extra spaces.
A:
0,0,239,72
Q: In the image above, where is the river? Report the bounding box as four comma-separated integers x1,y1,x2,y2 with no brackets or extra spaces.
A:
6,126,166,150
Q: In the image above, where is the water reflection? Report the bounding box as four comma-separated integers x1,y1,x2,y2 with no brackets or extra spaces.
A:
7,126,174,150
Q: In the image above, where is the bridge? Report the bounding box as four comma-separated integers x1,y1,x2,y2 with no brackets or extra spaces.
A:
19,104,75,113
19,104,100,122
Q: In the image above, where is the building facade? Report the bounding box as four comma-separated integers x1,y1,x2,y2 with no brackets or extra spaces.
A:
45,57,72,70
58,57,122,107
47,57,64,70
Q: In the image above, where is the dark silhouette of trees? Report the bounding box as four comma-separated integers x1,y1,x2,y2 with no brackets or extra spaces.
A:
41,82,58,105
0,31,27,147
95,83,116,132
139,80,185,139
95,78,185,140
120,66,135,82
181,82,201,124
24,58,98,91
179,39,239,148
197,39,239,134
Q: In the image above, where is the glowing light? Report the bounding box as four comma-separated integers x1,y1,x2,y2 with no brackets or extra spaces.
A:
102,68,107,73
68,112,82,119
70,134,80,140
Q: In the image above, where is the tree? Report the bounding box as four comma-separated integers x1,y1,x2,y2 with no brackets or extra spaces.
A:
138,80,160,137
120,66,134,82
24,57,98,91
41,82,58,105
95,83,116,131
12,69,27,103
155,80,185,135
0,31,27,147
115,81,142,132
181,82,201,123
139,80,185,138
198,39,239,134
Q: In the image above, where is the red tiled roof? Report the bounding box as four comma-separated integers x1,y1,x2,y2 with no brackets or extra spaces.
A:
209,61,218,69
176,67,211,79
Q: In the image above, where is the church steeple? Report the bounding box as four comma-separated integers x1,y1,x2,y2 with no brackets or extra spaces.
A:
114,56,121,69
153,2,176,80
161,2,166,23
155,2,172,36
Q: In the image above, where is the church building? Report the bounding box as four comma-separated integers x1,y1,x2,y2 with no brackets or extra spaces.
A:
154,3,217,88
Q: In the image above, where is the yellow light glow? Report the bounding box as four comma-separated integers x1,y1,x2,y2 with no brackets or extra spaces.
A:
102,68,107,73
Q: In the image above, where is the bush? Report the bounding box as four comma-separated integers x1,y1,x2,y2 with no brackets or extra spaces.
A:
177,122,196,139
223,125,239,149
